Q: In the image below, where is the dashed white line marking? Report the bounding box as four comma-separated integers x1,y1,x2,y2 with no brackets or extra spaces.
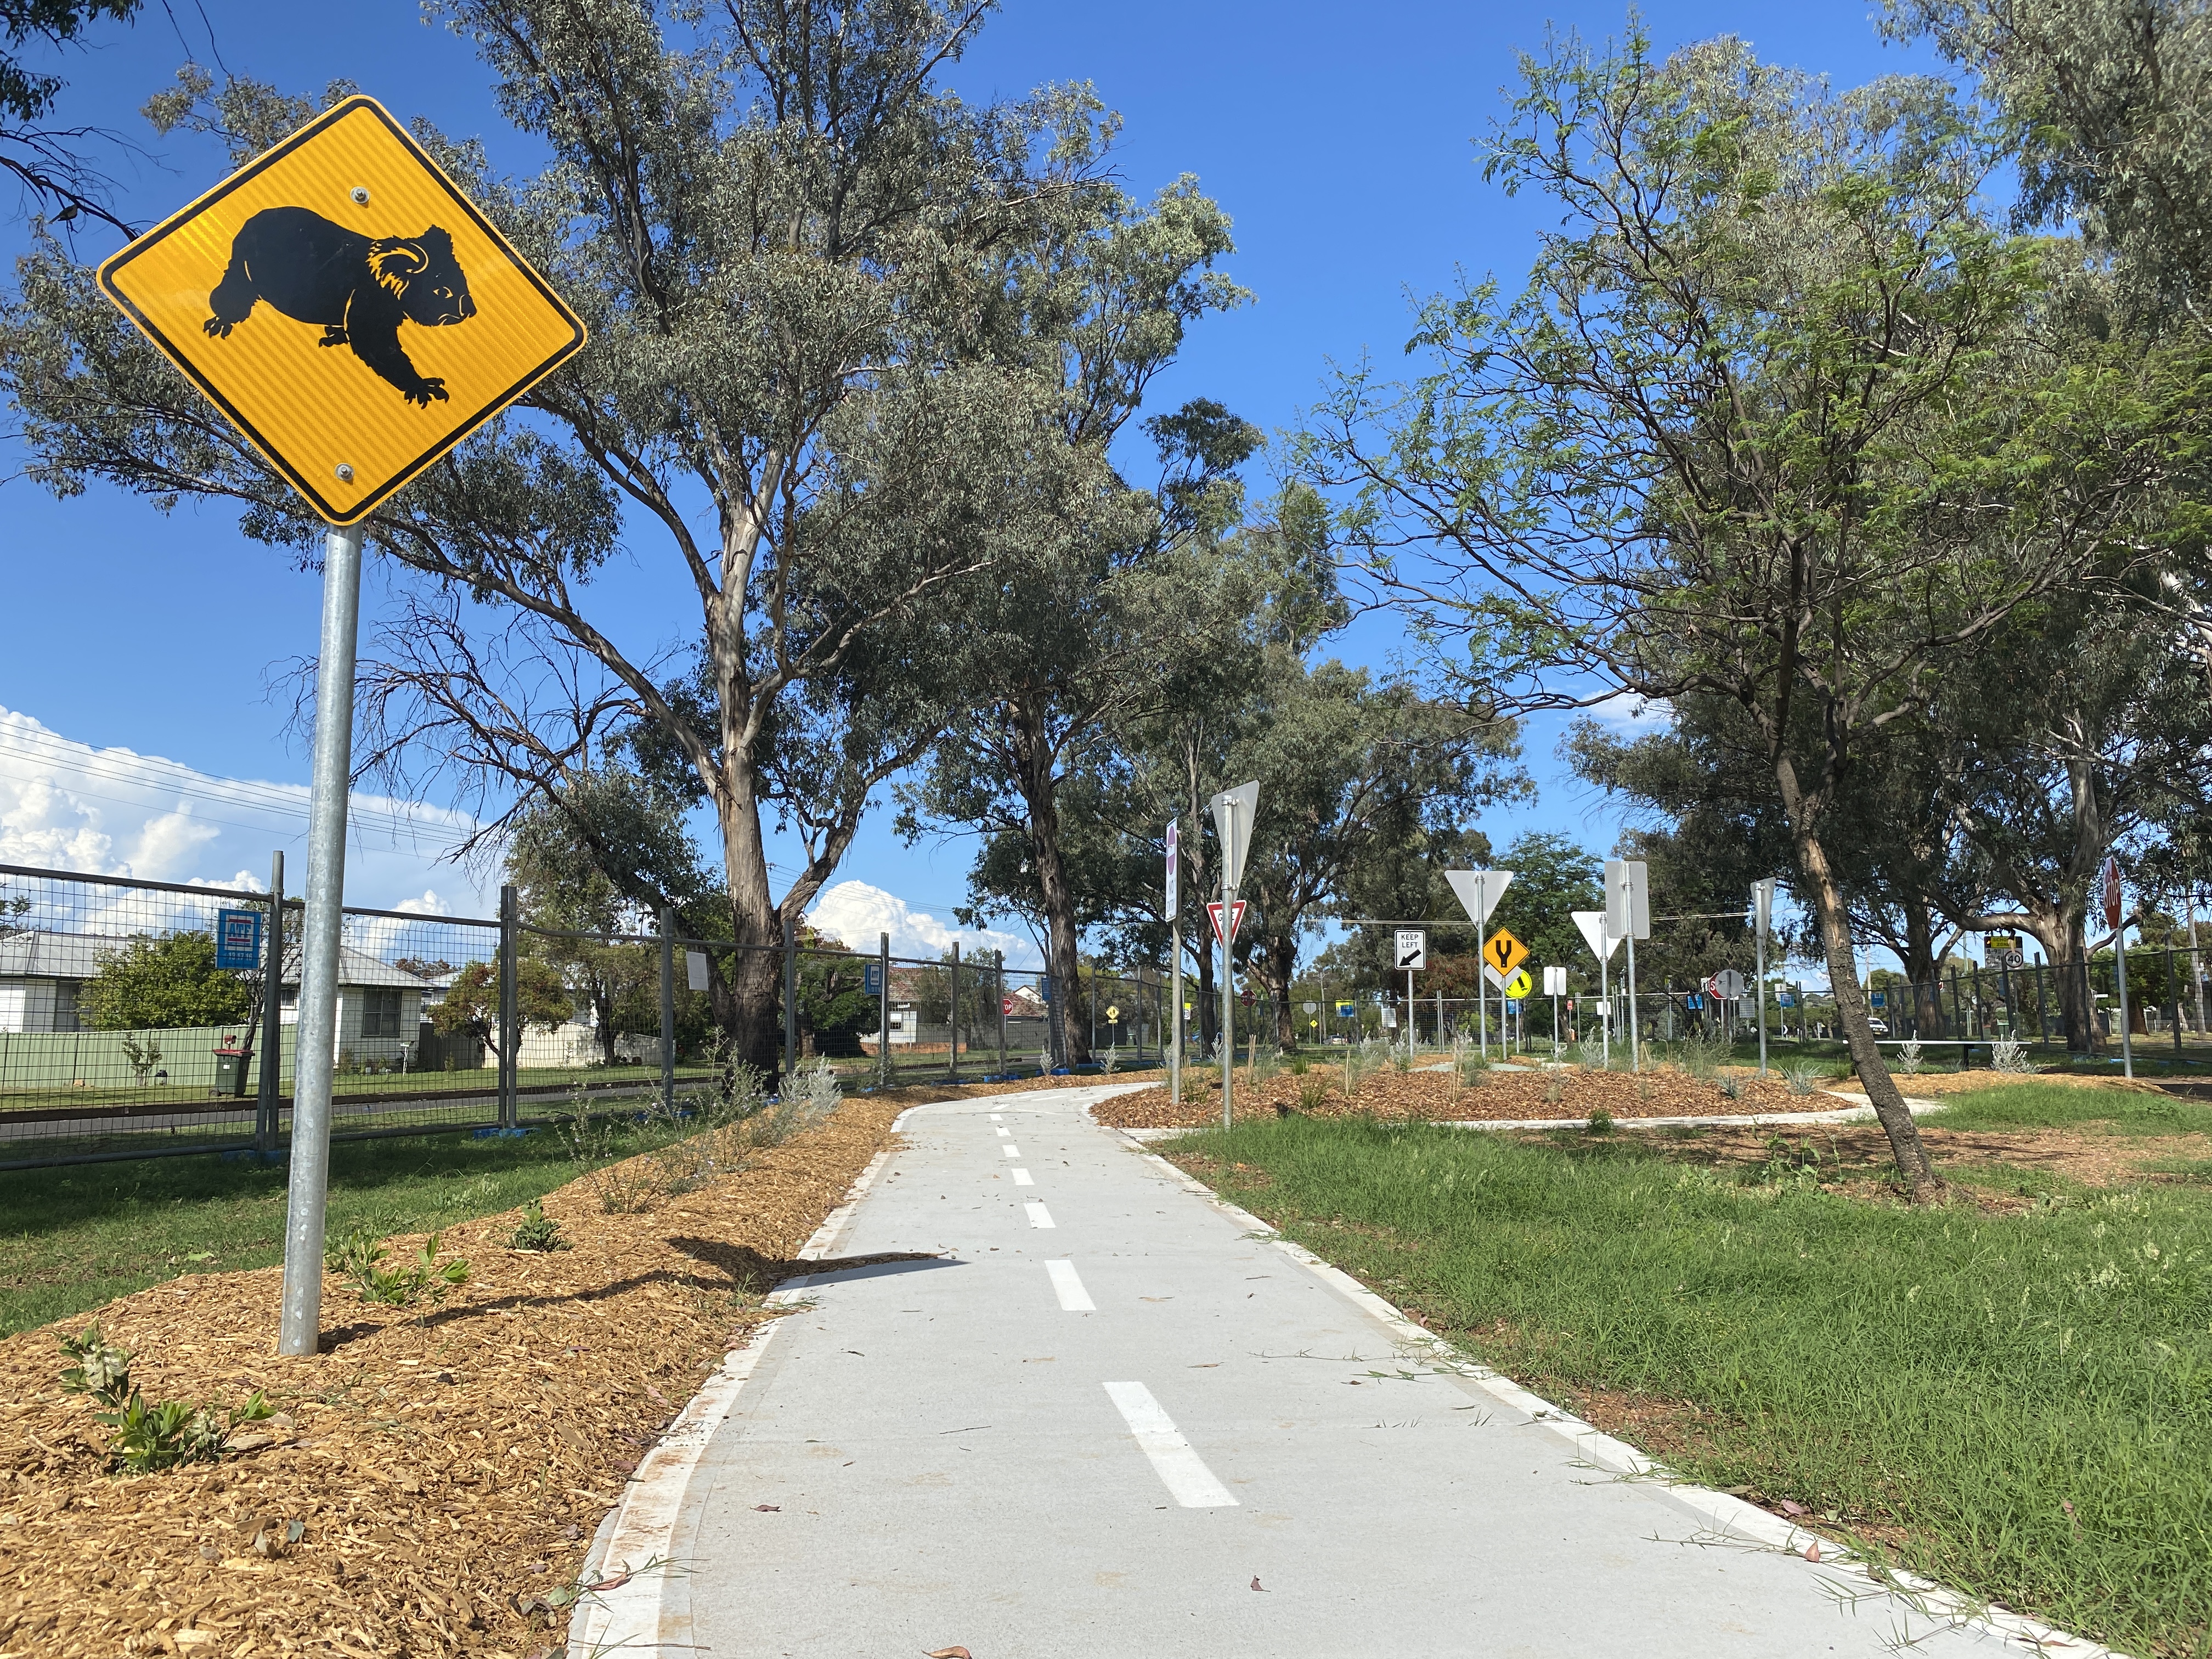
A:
1012,1168,1034,1186
996,1127,1011,1137
1001,1144,1020,1158
1024,1201,1056,1229
989,1113,1003,1121
1103,1381,1237,1508
1045,1259,1093,1311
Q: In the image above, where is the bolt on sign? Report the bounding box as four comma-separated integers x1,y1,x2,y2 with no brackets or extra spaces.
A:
1482,928,1528,979
97,95,586,525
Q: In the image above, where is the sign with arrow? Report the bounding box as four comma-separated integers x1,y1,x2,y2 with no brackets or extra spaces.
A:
1395,929,1427,971
1207,899,1246,946
98,96,586,526
1165,817,1178,915
1482,928,1528,980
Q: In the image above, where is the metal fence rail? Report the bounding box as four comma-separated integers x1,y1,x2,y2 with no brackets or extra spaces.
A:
0,858,1166,1169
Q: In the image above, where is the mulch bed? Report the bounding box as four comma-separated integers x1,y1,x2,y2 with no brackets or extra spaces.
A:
0,1094,910,1658
1092,1062,1815,1130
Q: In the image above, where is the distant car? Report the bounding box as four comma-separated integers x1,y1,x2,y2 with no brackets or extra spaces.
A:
1867,1018,1889,1035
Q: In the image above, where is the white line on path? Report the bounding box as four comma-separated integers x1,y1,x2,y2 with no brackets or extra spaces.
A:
1045,1259,1093,1311
1001,1144,1020,1158
1102,1381,1238,1509
1012,1169,1034,1186
996,1127,1010,1137
989,1113,1003,1120
1024,1201,1056,1229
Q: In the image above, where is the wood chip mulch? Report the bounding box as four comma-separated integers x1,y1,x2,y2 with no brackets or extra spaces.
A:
0,1094,909,1659
1092,1062,1816,1129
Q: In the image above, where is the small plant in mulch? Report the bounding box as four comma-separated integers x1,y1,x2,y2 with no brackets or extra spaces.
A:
1296,1072,1330,1114
1991,1036,2034,1074
326,1225,471,1307
1784,1062,1822,1097
507,1199,571,1252
1585,1104,1615,1134
1289,1052,1311,1077
1897,1037,1925,1076
1716,1071,1746,1101
1543,1074,1565,1105
59,1325,273,1474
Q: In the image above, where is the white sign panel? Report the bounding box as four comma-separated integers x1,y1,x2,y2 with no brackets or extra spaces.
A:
1210,781,1260,893
1604,859,1650,941
1165,817,1179,914
1445,869,1513,928
1395,928,1427,971
685,950,709,992
1571,910,1622,962
1543,965,1568,996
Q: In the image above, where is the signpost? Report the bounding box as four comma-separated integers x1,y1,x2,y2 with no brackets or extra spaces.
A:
97,95,586,1357
1446,870,1513,1059
1166,817,1181,1115
1752,877,1777,1075
1604,860,1650,1071
1210,781,1259,1129
2106,855,2133,1079
1542,964,1567,1058
1572,909,1622,1067
1395,928,1426,1057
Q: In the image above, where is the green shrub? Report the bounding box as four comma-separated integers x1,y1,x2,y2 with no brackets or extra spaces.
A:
325,1226,470,1307
507,1198,569,1252
59,1324,272,1473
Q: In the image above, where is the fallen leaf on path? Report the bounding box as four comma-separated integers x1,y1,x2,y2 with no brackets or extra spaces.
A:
1803,1542,1821,1562
1251,1577,1267,1592
926,1647,973,1657
1778,1498,1808,1517
754,1504,781,1511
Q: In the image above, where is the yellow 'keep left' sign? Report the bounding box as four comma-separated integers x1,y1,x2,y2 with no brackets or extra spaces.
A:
99,95,585,524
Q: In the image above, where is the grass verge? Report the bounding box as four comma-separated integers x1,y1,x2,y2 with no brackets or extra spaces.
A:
0,1120,678,1336
1920,1080,2212,1136
1167,1114,2212,1658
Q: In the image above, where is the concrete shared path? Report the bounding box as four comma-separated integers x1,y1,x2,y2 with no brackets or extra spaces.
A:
578,1085,2088,1658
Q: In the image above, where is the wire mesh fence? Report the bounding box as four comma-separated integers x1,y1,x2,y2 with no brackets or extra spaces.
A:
0,859,1171,1169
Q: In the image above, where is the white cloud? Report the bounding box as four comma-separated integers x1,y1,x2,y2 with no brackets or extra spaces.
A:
806,880,1036,967
1588,693,1674,734
0,704,495,915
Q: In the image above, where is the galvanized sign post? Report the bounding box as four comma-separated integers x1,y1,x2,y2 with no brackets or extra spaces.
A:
1752,878,1777,1075
1166,818,1181,1112
1605,860,1650,1071
1446,870,1514,1059
1209,782,1259,1130
97,95,585,1357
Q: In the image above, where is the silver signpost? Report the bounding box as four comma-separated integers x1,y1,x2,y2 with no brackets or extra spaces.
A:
1166,818,1181,1114
1210,782,1259,1131
1605,860,1650,1073
1753,878,1776,1075
1445,870,1513,1059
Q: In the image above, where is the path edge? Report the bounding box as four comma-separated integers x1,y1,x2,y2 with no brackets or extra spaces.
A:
1111,1121,2128,1659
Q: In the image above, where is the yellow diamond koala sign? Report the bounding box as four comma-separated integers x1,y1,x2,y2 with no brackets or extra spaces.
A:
97,95,585,524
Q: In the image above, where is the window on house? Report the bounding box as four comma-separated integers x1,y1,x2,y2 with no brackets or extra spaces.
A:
54,980,80,1032
364,988,402,1039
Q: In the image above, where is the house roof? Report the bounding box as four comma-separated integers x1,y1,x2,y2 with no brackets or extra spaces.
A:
0,931,435,990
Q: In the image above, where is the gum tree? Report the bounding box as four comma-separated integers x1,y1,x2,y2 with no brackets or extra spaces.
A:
1,0,1192,1073
1299,33,2185,1198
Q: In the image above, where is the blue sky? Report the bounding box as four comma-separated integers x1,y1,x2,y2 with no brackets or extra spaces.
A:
0,0,1938,963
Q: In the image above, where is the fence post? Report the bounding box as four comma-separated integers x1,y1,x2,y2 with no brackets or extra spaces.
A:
997,957,1007,1079
498,883,518,1129
947,942,961,1080
879,932,892,1090
659,907,676,1114
257,851,285,1154
782,921,799,1088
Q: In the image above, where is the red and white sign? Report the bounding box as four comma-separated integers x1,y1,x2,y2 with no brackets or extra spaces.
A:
1002,996,1017,1017
1207,899,1246,946
2103,856,2124,932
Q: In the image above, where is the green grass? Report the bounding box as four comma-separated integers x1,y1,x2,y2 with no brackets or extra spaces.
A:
1173,1116,2212,1658
0,1128,606,1338
1923,1081,2212,1136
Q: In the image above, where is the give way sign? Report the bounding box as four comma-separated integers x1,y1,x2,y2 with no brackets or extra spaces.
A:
1207,900,1247,946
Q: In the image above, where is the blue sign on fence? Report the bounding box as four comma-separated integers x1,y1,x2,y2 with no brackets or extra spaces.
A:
1686,992,1704,1011
1871,990,1887,1008
215,907,263,971
1778,990,1797,1007
1335,1001,1356,1018
864,963,882,996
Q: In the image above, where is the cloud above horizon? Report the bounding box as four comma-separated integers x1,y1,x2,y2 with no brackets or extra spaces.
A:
805,879,1036,967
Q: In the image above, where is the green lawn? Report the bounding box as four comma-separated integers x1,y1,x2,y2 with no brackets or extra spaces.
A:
1921,1080,2212,1137
1170,1112,2212,1658
0,1127,611,1338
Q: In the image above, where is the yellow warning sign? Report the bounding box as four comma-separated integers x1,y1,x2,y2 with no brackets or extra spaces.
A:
98,95,585,526
1483,928,1527,979
1503,967,1533,1000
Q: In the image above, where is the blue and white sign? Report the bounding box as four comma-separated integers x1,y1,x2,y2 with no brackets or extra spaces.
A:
864,963,883,997
215,907,263,971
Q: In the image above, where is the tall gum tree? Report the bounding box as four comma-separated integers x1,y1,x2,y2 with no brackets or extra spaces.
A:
0,1,1164,1073
1298,33,2189,1199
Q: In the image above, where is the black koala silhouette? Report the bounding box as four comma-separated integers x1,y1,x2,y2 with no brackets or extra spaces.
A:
204,206,477,408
